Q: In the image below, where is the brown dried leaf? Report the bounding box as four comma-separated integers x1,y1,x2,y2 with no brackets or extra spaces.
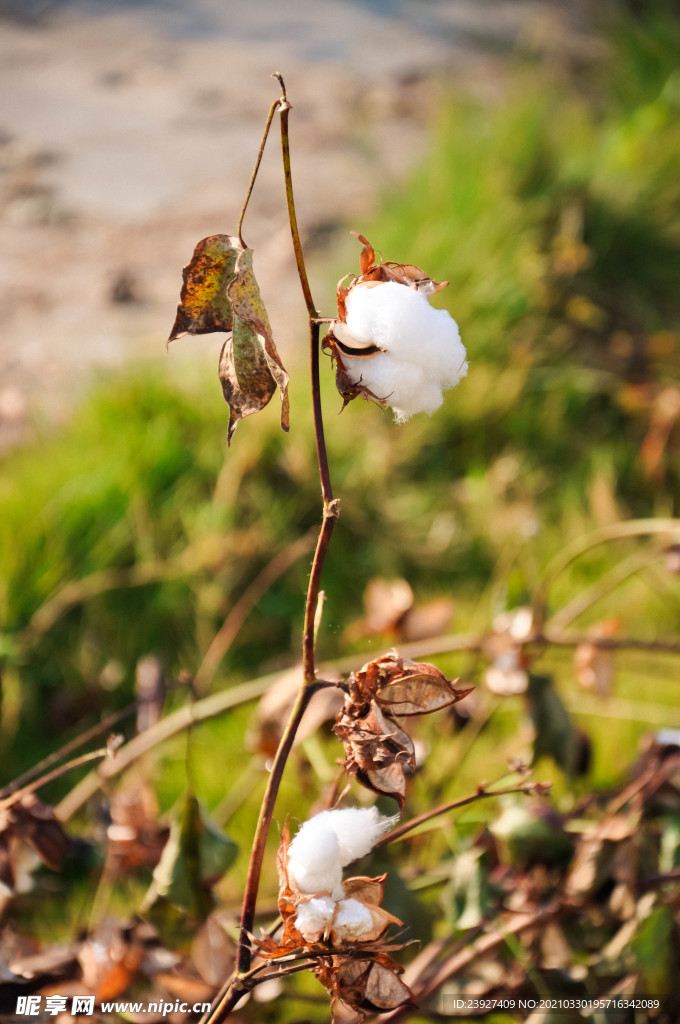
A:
574,619,619,698
335,701,415,772
106,779,169,873
169,236,289,444
357,762,407,808
0,794,68,873
351,652,471,716
334,701,414,807
168,234,239,340
219,247,289,443
333,956,414,1013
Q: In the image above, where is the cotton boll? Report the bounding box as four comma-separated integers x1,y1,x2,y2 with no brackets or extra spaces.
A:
340,280,467,421
288,817,343,896
312,807,398,866
332,898,375,942
294,895,336,941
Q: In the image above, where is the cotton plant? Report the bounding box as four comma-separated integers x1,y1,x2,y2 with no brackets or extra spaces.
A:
168,73,479,1023
325,233,468,421
262,808,412,1014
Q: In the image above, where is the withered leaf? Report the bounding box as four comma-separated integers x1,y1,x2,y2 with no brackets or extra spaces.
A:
334,701,414,809
169,235,239,340
0,794,68,875
169,236,289,443
352,653,472,716
334,956,414,1012
222,247,290,442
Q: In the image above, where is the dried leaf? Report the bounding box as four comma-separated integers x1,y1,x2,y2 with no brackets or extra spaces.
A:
334,701,414,809
190,912,235,988
106,778,168,872
0,794,68,876
168,235,239,340
169,236,289,443
222,247,290,442
333,956,414,1013
358,762,408,808
351,653,471,716
250,665,343,758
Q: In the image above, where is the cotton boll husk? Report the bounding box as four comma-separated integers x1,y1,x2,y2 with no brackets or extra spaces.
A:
332,898,375,941
294,895,336,941
311,807,398,866
341,280,467,420
287,817,343,896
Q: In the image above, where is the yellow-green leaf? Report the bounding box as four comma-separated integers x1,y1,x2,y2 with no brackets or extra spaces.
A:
168,235,239,340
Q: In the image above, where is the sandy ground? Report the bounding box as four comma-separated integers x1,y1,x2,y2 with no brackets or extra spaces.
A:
0,0,588,449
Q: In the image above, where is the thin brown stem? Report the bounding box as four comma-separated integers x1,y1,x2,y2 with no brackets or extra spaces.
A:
237,98,279,248
0,702,136,799
303,500,340,683
205,77,342,1023
277,77,318,320
310,321,333,504
56,674,275,821
375,782,545,849
233,682,315,975
379,901,561,1024
0,748,110,812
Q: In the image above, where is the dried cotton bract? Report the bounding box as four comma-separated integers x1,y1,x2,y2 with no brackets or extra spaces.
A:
325,233,467,421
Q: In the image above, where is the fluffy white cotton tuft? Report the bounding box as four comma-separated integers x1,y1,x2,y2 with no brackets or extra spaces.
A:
332,898,375,941
313,807,397,866
287,817,343,897
287,807,396,898
339,280,467,422
294,895,336,941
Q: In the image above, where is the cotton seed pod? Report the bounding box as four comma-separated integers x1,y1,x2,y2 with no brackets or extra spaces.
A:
324,233,467,421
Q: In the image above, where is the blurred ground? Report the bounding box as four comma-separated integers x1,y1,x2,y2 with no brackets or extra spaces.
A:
0,0,591,448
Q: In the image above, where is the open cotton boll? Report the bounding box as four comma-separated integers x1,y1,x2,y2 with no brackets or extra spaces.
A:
294,895,336,942
340,280,467,422
314,806,398,866
287,817,343,897
331,898,375,942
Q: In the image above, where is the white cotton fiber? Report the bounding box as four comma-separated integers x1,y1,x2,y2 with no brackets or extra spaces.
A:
340,281,467,422
294,895,336,941
287,817,343,896
332,898,375,941
287,807,396,899
313,807,397,866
